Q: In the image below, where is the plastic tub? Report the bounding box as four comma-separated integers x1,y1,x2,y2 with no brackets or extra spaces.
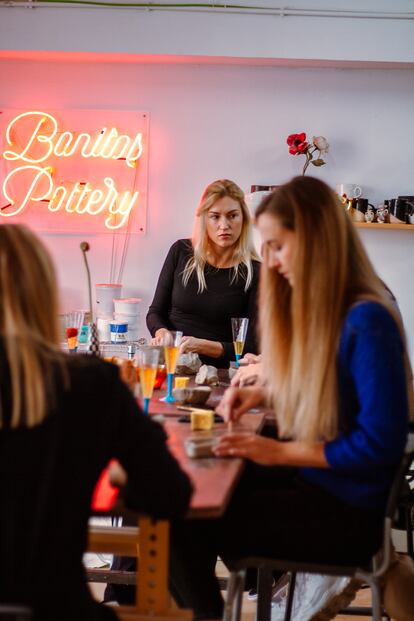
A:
96,284,123,317
114,312,140,326
114,297,141,315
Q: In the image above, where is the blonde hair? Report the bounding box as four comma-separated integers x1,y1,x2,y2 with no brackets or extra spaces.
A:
0,224,65,429
182,179,260,293
256,176,412,443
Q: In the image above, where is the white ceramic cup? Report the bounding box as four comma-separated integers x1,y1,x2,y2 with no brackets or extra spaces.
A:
336,184,362,199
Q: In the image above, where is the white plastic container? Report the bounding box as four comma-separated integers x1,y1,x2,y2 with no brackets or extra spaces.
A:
96,284,123,317
97,316,112,342
114,312,140,327
114,309,140,341
126,328,140,341
114,297,141,315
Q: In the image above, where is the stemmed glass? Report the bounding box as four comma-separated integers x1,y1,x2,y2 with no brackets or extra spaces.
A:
231,317,249,368
137,348,160,415
160,331,183,403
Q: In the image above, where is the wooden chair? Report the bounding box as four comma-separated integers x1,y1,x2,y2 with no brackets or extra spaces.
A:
88,516,191,621
224,434,414,621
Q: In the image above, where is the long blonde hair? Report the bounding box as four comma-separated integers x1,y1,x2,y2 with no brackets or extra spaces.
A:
257,176,411,442
182,179,260,293
0,224,65,429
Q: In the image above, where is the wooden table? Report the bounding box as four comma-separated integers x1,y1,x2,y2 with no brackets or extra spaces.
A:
88,379,264,621
166,414,264,518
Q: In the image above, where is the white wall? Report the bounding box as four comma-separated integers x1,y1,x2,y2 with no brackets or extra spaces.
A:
1,0,414,63
0,57,413,363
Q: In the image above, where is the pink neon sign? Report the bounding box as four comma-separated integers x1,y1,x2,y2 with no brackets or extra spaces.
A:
0,110,148,233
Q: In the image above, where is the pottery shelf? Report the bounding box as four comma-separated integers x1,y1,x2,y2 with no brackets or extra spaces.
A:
354,223,414,230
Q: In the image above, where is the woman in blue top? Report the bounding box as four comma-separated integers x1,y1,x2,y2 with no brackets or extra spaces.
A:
168,176,412,620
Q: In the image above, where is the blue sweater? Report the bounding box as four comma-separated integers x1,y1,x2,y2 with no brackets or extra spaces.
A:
301,301,408,510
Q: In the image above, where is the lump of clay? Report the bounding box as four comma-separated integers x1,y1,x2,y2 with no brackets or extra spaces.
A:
228,367,238,381
195,364,219,386
175,352,202,375
172,386,212,405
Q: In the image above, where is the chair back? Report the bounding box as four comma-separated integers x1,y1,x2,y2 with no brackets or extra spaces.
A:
385,433,414,521
374,432,414,579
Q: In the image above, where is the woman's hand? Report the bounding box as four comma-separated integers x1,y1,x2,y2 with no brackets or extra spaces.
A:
240,353,262,365
216,386,265,422
179,337,224,359
108,460,128,487
231,361,264,387
179,336,205,354
151,328,170,346
213,434,329,468
213,433,281,465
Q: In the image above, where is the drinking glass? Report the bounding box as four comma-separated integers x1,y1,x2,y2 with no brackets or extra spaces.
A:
65,310,85,333
160,330,183,403
231,317,249,368
137,348,160,415
64,310,85,352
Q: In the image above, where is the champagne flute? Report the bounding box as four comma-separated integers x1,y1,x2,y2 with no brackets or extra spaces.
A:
160,330,183,403
137,347,160,415
231,317,249,368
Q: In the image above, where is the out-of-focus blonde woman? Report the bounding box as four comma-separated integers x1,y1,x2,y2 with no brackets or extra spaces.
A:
168,176,412,621
0,224,192,621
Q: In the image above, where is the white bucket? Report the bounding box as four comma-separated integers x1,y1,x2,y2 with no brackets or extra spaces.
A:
114,297,141,315
96,284,123,317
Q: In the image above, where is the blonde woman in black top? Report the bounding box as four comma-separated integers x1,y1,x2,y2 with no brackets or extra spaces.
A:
0,224,192,621
147,179,261,367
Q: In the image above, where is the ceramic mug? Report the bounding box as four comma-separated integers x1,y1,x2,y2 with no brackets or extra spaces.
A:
336,183,363,200
352,199,375,222
390,198,409,223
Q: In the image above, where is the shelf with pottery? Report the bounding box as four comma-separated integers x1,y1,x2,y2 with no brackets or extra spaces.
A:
354,223,414,230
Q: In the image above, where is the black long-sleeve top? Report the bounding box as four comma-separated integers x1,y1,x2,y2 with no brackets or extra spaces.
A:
146,239,260,367
0,348,192,621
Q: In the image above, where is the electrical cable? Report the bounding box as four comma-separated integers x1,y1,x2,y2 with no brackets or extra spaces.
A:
1,0,413,20
116,163,137,284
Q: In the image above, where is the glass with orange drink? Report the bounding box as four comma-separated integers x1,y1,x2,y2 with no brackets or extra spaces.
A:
137,348,160,414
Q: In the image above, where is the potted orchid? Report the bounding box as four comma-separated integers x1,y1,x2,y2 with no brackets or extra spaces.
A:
286,133,329,175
